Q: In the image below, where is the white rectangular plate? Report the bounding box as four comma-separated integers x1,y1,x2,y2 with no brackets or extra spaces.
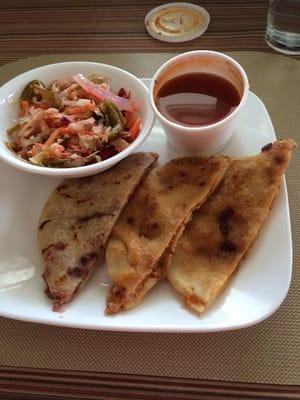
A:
0,79,292,332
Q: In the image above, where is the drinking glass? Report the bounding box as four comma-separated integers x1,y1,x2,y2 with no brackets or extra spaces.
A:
266,0,300,54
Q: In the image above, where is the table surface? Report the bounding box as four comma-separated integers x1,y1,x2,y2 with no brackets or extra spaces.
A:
1,1,300,400
0,0,273,66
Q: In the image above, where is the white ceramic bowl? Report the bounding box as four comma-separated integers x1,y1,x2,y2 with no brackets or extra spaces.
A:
150,50,249,155
0,62,155,178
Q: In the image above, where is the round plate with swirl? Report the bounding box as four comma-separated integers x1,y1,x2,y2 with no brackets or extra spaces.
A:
145,2,210,43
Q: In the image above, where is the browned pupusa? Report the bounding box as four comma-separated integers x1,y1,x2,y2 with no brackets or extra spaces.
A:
38,152,158,310
167,139,296,314
105,155,231,314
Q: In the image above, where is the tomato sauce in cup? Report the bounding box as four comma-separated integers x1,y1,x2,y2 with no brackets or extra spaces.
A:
155,72,241,127
150,51,249,155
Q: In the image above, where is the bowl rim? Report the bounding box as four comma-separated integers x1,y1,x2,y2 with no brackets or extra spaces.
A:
0,61,155,177
149,50,249,133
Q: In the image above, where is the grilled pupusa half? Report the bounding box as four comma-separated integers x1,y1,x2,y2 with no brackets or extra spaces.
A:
105,155,231,314
167,139,296,314
38,152,158,310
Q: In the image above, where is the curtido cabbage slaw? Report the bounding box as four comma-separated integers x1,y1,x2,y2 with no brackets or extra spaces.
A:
6,73,141,168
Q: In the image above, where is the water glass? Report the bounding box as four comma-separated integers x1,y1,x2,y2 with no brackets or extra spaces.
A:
266,0,300,54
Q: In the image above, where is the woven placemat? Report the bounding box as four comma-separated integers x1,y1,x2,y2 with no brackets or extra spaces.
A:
0,52,299,385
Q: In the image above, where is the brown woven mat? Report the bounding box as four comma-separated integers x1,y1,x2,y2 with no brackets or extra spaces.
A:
0,52,299,385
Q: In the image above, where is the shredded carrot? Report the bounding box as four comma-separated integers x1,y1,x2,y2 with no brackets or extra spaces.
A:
20,100,29,116
32,102,51,110
64,103,95,115
44,127,72,147
127,118,141,142
125,111,134,129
